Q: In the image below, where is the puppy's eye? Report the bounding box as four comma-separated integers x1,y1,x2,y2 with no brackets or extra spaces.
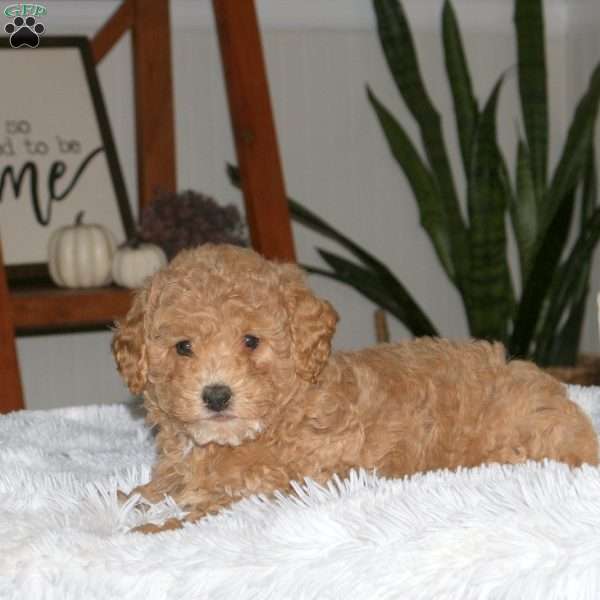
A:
243,335,260,350
175,340,193,357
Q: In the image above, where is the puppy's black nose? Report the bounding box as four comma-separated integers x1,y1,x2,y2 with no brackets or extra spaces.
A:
202,384,232,412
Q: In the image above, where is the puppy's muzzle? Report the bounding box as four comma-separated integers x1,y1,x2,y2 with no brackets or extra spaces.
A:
202,384,232,412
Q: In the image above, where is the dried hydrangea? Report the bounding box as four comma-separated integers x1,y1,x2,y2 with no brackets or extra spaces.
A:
139,190,248,260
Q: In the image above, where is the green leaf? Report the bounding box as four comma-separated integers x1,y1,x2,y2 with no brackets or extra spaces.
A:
532,201,600,363
534,145,598,365
442,0,478,178
371,0,468,292
580,144,597,225
551,287,589,366
227,163,434,326
543,63,600,234
509,191,576,358
465,77,512,341
316,249,438,337
510,65,600,359
559,208,600,296
511,140,538,281
366,86,455,283
514,0,548,204
537,267,589,366
229,164,359,261
304,263,401,322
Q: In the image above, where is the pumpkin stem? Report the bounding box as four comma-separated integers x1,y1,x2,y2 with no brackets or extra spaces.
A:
123,233,142,250
75,211,85,226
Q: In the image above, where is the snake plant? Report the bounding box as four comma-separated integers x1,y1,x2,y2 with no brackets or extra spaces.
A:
229,0,600,366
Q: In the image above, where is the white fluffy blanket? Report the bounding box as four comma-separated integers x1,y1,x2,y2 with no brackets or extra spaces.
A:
2,387,600,600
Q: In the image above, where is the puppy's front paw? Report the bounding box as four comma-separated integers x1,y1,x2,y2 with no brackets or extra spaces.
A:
119,485,188,533
116,487,148,508
116,489,131,504
131,517,183,534
124,481,169,504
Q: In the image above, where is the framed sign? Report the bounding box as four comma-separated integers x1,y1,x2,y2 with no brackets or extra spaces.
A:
0,36,134,282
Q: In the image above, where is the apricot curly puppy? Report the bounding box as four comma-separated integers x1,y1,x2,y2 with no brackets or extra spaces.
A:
113,244,598,530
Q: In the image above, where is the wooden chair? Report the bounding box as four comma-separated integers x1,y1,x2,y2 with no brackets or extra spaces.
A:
0,0,295,412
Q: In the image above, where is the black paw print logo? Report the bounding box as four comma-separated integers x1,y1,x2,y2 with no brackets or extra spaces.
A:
5,16,45,49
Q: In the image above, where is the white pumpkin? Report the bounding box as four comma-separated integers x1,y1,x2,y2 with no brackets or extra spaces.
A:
111,241,167,289
48,212,116,288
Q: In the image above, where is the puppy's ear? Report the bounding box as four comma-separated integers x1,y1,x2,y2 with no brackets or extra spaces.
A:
112,287,149,395
278,263,338,383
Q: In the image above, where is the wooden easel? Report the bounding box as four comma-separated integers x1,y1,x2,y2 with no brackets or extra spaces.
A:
0,0,295,412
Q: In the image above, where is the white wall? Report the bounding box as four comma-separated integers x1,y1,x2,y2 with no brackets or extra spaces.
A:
13,0,600,409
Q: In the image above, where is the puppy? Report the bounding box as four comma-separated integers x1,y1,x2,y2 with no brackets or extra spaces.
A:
113,244,598,528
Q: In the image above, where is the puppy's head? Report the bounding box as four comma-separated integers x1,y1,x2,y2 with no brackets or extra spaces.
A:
112,244,338,447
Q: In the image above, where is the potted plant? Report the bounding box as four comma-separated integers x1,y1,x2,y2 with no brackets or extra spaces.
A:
230,0,600,372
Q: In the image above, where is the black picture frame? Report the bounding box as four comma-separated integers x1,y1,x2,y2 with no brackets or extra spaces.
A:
0,36,135,285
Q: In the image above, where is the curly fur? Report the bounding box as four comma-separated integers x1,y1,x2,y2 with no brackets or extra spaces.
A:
112,244,599,529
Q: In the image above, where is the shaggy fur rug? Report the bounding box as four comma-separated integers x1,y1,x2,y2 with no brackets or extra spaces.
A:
1,386,600,600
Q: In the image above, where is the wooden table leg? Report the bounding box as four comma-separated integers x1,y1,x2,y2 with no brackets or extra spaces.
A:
213,0,296,262
132,0,177,208
90,0,134,64
0,242,24,412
